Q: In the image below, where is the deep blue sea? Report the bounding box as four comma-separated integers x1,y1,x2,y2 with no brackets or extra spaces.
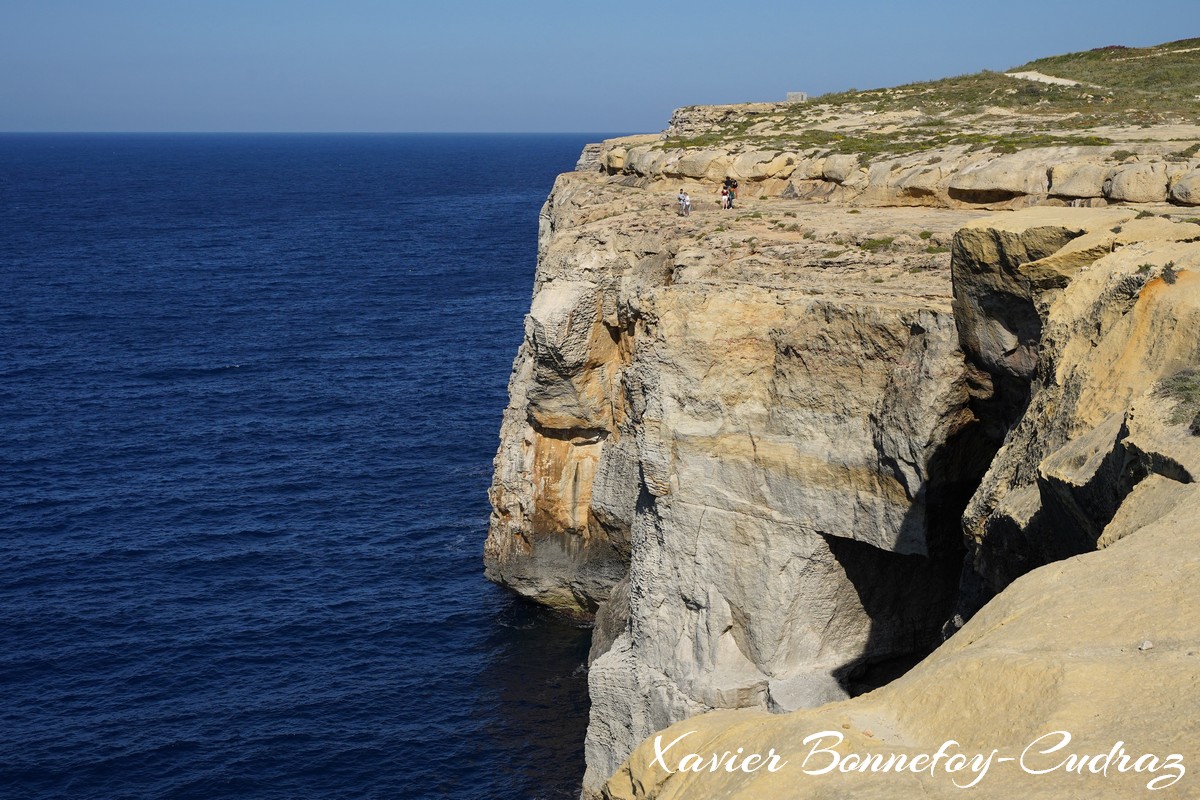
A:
0,133,606,800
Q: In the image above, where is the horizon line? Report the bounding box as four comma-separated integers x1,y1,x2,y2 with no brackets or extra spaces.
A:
0,130,643,136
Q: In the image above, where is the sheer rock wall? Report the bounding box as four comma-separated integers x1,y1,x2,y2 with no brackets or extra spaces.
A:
602,209,1200,799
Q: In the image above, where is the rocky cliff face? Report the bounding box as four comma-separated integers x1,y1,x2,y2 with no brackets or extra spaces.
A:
484,171,1009,790
599,137,1200,211
601,209,1200,798
484,175,641,614
953,210,1200,599
486,45,1200,796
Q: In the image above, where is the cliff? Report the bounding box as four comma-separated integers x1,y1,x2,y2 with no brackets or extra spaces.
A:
603,210,1200,799
485,37,1200,798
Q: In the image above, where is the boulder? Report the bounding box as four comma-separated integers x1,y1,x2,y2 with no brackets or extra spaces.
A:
1049,160,1110,198
674,149,726,180
731,150,796,180
1170,169,1200,205
948,153,1050,199
1104,162,1169,203
822,154,861,184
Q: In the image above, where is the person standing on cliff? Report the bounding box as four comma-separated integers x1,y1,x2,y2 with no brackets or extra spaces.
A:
720,186,729,209
723,176,738,209
678,189,688,216
682,191,692,216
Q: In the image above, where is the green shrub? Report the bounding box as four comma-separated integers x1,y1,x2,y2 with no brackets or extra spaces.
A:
860,237,896,252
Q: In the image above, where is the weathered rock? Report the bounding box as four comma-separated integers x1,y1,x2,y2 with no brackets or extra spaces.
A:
603,209,1200,800
890,161,953,201
588,574,631,665
488,158,1006,790
731,150,796,180
821,154,861,184
792,155,827,180
604,496,1200,799
577,209,999,796
1171,168,1200,205
959,209,1200,592
576,143,603,172
490,132,1200,797
1049,160,1110,198
674,149,729,181
1021,216,1200,293
1104,161,1170,203
485,176,647,614
950,208,1132,399
948,152,1050,201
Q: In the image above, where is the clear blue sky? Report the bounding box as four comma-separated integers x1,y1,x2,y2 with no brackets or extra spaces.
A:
1,0,1195,133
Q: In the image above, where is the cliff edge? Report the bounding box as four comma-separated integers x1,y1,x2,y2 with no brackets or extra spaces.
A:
602,208,1200,799
485,37,1200,798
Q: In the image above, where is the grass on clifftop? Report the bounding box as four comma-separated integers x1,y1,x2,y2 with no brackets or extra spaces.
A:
661,38,1200,157
1014,38,1200,100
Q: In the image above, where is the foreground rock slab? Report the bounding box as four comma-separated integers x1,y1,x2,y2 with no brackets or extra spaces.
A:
605,501,1200,799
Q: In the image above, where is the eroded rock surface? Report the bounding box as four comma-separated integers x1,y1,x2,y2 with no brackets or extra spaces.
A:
605,487,1200,799
956,209,1200,595
485,165,1011,792
601,208,1200,800
488,100,1200,793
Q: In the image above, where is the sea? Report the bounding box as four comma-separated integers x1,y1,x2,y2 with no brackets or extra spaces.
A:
0,133,610,800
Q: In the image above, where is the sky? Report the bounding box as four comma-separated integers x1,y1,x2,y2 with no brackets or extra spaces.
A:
0,0,1195,133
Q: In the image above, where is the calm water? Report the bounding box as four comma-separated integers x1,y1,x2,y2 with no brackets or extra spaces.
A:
0,133,605,800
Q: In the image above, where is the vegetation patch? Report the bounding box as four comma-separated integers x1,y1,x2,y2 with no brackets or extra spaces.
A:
1156,367,1200,431
860,237,896,252
658,40,1198,165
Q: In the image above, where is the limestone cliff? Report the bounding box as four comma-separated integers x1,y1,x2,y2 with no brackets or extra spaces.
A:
602,210,1200,799
484,174,1006,791
486,37,1200,799
606,495,1200,799
953,210,1200,599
